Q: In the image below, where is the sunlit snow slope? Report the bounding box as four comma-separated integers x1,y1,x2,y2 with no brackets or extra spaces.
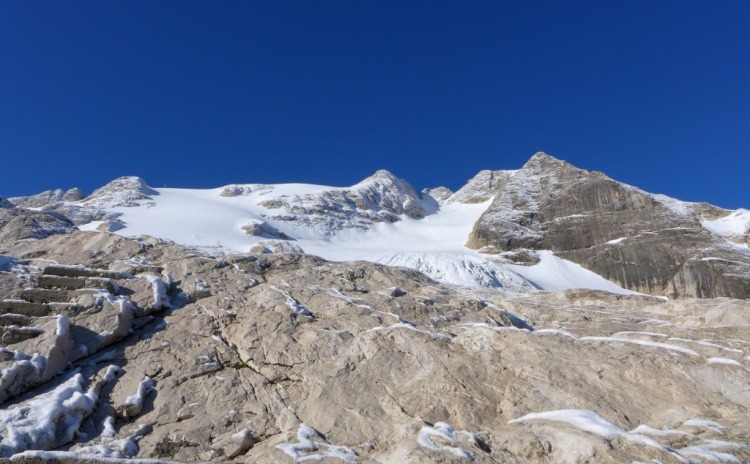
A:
78,182,634,295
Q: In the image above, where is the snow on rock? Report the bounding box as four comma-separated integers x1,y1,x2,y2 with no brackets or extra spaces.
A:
51,170,647,295
508,409,684,461
270,286,313,316
83,176,157,208
678,439,748,462
0,316,75,403
137,274,169,312
275,423,357,462
509,410,750,463
707,357,743,366
0,367,119,457
250,240,305,254
94,297,136,349
417,421,477,460
421,186,454,204
117,376,155,419
369,321,452,341
8,188,84,208
683,419,726,434
577,336,699,356
702,209,750,243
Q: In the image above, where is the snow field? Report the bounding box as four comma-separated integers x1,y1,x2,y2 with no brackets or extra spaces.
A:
92,184,638,294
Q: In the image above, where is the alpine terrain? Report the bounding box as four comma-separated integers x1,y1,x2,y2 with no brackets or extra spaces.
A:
0,152,749,463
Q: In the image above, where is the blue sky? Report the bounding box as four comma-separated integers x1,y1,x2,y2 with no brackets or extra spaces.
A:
1,1,748,208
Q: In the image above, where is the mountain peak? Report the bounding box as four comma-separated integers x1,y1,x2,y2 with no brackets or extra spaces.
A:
354,169,414,192
83,176,157,208
362,169,400,183
521,152,574,171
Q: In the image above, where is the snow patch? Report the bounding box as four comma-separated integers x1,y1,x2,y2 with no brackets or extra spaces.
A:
577,336,699,356
508,409,686,462
275,423,357,462
270,286,312,316
417,421,477,460
702,209,750,239
137,274,169,311
0,368,118,457
118,376,155,418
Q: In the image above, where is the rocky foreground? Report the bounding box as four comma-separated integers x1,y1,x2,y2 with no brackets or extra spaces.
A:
1,230,749,463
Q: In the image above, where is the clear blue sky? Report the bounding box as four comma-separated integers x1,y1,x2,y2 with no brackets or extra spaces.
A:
1,1,748,208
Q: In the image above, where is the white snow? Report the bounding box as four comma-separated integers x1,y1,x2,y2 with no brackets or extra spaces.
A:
531,329,577,338
683,419,725,434
606,237,627,245
678,440,748,463
702,209,750,239
120,376,155,418
667,338,743,353
577,337,699,356
417,422,476,460
369,322,452,341
629,424,693,437
270,286,313,316
137,275,169,311
508,409,684,460
0,368,118,457
510,410,749,463
275,423,357,462
707,357,743,366
507,251,636,295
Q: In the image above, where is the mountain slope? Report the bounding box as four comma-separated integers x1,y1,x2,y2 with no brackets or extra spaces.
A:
6,152,750,299
464,152,750,298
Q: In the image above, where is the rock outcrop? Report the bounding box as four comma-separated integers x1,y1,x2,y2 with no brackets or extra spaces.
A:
464,152,750,298
255,170,426,235
0,208,77,243
82,176,157,208
0,229,748,463
8,188,84,208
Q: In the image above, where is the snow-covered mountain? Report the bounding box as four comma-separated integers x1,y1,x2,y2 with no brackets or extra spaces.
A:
5,152,750,298
2,154,750,463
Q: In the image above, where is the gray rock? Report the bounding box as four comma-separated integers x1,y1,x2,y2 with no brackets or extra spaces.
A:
8,188,83,208
0,208,76,244
0,231,747,463
465,152,750,298
249,240,305,254
83,176,157,208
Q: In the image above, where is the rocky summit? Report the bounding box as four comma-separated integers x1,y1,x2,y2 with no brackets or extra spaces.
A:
1,153,749,463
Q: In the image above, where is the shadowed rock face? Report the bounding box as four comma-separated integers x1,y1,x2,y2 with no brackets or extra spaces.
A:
466,152,750,298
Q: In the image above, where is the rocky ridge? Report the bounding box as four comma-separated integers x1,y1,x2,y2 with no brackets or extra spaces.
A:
8,188,84,209
6,154,750,302
463,153,750,299
230,170,428,236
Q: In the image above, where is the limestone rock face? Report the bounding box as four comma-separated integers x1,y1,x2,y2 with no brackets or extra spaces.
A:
256,169,427,235
82,176,157,208
465,153,750,298
0,230,748,463
0,208,77,243
421,186,453,204
8,188,84,208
